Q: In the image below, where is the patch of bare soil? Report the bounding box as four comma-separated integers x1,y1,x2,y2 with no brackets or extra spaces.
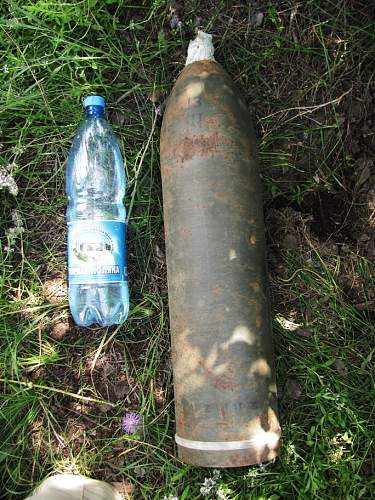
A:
26,338,140,474
266,84,375,302
267,204,374,313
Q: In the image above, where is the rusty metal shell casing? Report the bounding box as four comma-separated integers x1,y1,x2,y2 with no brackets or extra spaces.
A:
160,59,280,467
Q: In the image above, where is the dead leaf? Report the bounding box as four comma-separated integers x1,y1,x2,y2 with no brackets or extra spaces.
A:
356,161,371,190
360,348,375,374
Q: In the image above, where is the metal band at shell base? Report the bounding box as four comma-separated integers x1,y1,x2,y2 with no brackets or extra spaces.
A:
175,431,280,451
175,431,280,468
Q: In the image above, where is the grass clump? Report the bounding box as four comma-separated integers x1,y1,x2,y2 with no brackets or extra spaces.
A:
0,0,374,498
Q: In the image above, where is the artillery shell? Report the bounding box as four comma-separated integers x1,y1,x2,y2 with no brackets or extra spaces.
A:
160,56,280,467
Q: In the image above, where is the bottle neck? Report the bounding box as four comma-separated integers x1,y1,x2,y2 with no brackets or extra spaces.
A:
85,105,105,118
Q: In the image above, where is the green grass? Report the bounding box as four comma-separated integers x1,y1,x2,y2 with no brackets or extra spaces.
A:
0,0,374,498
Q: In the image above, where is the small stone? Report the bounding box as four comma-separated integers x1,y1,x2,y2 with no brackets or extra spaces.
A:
194,16,202,27
285,378,302,400
295,328,313,338
43,277,67,304
358,233,370,242
50,320,70,340
170,13,180,29
133,466,146,478
334,359,348,377
253,11,264,27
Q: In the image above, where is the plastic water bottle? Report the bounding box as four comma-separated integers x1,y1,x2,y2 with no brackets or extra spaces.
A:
66,95,129,327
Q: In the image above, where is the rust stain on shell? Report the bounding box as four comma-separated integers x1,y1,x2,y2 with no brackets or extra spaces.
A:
173,132,233,163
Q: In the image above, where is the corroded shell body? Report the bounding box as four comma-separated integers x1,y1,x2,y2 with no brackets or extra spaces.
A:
160,60,280,467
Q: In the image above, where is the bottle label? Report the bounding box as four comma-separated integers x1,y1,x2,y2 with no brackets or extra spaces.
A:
67,220,127,285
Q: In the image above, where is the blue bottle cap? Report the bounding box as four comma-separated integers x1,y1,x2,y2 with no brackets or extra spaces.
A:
83,95,106,108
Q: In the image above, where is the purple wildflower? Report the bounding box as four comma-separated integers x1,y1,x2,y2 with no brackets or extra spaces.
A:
122,412,142,434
